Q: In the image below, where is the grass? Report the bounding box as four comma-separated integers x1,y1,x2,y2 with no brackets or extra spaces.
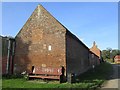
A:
78,62,112,80
106,59,114,64
76,62,112,86
2,62,112,89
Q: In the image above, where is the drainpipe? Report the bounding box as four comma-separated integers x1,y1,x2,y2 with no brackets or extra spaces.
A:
11,41,15,74
6,39,11,74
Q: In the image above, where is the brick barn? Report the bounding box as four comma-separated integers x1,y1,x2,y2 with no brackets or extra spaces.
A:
1,5,101,80
14,4,91,77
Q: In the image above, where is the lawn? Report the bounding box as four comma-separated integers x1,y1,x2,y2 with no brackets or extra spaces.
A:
2,62,112,89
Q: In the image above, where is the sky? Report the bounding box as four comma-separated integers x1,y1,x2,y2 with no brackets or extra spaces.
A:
2,2,118,50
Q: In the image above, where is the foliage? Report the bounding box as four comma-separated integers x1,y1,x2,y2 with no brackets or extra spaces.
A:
102,48,120,61
102,50,110,60
106,59,114,63
2,74,24,79
2,62,112,89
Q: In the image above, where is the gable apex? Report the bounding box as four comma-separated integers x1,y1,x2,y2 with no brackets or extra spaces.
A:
15,4,67,38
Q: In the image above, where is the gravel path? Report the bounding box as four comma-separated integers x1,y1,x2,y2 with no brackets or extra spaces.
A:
100,64,120,90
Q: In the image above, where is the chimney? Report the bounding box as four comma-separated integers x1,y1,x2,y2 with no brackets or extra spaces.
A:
93,41,96,46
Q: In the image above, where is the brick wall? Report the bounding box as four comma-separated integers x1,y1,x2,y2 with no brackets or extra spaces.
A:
2,57,7,74
1,37,8,75
89,51,100,68
1,36,15,75
66,31,90,76
14,5,66,75
14,5,100,78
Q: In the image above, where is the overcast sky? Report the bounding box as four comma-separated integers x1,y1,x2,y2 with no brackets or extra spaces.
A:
2,2,118,50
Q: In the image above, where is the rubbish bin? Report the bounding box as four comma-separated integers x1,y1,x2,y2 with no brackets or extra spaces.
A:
67,73,75,83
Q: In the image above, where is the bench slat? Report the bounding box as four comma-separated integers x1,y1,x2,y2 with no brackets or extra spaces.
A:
33,67,62,75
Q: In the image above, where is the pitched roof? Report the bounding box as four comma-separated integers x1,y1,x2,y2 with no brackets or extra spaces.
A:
90,41,101,51
15,4,89,50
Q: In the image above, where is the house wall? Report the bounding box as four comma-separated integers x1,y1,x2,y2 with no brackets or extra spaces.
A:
89,51,100,68
1,37,8,75
93,54,100,65
1,36,15,75
89,52,94,67
14,5,66,75
66,31,90,76
90,42,102,59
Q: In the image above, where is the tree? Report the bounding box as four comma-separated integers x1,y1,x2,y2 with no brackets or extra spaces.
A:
102,50,110,60
102,48,120,61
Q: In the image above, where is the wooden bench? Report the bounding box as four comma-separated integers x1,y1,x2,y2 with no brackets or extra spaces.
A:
28,67,63,82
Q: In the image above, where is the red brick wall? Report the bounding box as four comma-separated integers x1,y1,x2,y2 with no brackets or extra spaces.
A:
2,57,7,74
14,5,66,75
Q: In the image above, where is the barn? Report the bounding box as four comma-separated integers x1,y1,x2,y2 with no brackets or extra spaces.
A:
14,4,91,77
1,5,101,81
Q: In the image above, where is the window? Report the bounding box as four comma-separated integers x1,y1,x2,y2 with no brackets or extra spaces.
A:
48,45,51,51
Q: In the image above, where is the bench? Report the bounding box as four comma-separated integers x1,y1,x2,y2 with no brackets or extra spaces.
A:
28,66,63,82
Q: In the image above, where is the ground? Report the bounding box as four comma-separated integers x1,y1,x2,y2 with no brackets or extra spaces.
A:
100,64,120,89
2,62,112,89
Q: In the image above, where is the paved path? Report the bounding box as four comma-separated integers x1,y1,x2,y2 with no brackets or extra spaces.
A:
100,64,120,90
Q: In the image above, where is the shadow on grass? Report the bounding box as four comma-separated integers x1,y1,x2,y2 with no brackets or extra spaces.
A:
2,74,24,79
75,62,112,87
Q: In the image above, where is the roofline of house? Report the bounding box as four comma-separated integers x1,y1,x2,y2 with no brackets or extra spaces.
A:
0,35,15,40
